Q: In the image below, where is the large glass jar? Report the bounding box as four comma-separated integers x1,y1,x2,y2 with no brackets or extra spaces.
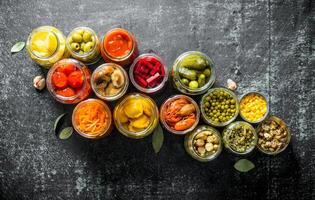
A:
26,26,69,69
100,28,139,66
72,99,113,139
66,27,101,65
129,53,168,94
171,51,215,95
91,63,129,101
46,59,91,104
113,93,159,139
184,125,222,162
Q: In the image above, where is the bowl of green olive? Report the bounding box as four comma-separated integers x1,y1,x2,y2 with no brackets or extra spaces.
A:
66,27,101,65
222,121,257,155
200,87,239,127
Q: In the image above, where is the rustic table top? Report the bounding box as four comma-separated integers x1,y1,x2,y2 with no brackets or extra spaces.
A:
0,0,314,199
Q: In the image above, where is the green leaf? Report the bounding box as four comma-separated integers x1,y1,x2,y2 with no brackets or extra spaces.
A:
59,127,73,140
54,113,67,134
11,41,25,53
152,123,164,153
234,159,255,172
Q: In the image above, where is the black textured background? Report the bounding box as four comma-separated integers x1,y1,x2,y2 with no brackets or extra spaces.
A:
0,0,314,199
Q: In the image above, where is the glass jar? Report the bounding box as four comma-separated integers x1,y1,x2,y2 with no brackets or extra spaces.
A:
184,125,222,162
256,116,291,155
113,93,159,139
100,28,139,66
200,87,239,127
46,59,91,104
171,51,215,95
72,99,113,139
239,91,269,124
26,26,69,69
222,121,258,155
160,95,200,135
129,53,168,94
66,27,101,65
91,63,129,101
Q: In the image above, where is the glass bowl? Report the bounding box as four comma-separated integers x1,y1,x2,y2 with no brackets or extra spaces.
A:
91,63,129,101
113,93,159,139
222,121,258,155
200,87,239,127
184,125,222,162
239,91,269,124
129,53,168,94
160,95,200,135
256,116,291,155
170,51,216,95
72,99,113,139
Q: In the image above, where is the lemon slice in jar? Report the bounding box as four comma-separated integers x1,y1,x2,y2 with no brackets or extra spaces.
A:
30,31,58,58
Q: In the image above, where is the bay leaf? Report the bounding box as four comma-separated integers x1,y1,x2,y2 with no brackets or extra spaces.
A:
11,41,25,53
152,124,164,153
54,113,67,134
234,159,255,172
59,127,73,140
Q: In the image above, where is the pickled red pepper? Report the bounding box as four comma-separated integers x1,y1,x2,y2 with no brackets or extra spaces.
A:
133,56,165,88
104,29,133,58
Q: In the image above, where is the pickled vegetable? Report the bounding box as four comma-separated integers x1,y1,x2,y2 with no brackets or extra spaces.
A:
180,54,207,70
178,67,197,80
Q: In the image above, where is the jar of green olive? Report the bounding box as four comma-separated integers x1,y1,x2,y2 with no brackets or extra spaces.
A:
184,125,222,162
171,51,216,95
66,27,101,65
200,87,239,127
222,121,257,155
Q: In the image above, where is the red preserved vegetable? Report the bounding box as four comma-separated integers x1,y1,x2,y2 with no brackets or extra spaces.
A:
52,71,67,89
68,71,84,89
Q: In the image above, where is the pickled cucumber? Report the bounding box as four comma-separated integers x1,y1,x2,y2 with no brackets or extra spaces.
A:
198,74,206,87
180,55,208,70
178,66,197,80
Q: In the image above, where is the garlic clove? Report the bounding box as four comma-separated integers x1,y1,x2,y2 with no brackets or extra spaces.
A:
33,75,45,90
227,79,237,91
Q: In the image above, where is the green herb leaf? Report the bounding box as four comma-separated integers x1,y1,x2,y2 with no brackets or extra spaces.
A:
54,113,67,134
152,123,164,153
234,159,255,172
11,41,25,53
59,127,73,140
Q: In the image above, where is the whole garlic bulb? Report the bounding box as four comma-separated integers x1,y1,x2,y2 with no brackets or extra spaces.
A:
33,75,46,90
227,79,237,91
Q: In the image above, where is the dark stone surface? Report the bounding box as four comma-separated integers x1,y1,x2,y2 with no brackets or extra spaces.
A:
0,0,314,199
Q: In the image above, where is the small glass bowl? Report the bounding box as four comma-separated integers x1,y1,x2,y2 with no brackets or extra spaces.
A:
66,27,101,65
239,91,269,124
200,87,239,127
113,93,159,139
184,125,222,162
222,121,258,155
160,95,200,135
170,51,216,95
129,53,168,94
256,116,291,155
91,63,129,101
46,58,91,104
100,28,139,66
72,99,113,139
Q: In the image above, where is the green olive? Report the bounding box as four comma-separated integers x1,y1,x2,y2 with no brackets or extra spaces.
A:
83,42,94,52
189,81,199,89
83,31,92,42
77,29,84,35
70,43,80,51
72,33,82,43
79,50,84,54
80,42,86,51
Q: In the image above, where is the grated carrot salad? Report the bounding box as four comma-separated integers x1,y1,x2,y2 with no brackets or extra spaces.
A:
75,101,109,135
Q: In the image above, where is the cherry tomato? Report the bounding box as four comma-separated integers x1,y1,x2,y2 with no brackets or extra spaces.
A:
56,87,75,97
68,71,84,89
52,71,67,89
56,64,77,76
